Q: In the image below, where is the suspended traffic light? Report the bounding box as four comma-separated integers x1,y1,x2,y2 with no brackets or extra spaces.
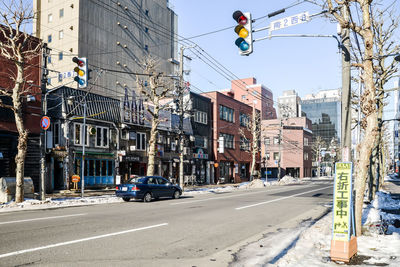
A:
232,11,253,56
72,57,88,88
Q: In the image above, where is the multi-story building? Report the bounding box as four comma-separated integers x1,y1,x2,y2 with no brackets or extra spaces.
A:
261,117,312,178
33,0,178,97
201,91,255,183
0,28,42,190
189,92,213,184
300,89,341,145
226,77,276,120
277,90,301,118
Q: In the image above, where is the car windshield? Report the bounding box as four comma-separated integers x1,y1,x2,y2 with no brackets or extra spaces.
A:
128,177,146,184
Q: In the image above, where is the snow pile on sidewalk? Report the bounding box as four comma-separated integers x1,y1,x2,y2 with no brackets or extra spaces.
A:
278,175,303,185
232,190,400,266
0,195,123,212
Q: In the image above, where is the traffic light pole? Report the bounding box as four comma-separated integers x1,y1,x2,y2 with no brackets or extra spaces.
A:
81,99,87,198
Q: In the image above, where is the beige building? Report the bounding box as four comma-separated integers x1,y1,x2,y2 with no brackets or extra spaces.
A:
33,0,178,98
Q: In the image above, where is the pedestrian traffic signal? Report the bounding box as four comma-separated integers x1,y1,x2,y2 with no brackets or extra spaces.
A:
72,57,88,88
232,11,253,55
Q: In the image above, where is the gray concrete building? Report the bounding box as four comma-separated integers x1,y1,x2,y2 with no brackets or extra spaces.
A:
277,90,301,118
33,0,178,98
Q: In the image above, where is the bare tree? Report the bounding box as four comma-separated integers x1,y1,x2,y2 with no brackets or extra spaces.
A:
324,0,398,236
312,136,326,178
135,57,174,176
0,0,41,202
239,106,261,179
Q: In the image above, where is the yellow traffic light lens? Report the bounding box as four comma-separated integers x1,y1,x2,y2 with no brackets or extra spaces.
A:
74,67,85,76
235,25,248,38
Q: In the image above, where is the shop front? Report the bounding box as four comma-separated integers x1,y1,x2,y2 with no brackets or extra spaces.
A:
74,152,114,188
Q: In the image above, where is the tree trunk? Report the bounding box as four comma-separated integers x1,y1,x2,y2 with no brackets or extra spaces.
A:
146,97,160,177
13,58,28,203
250,106,258,179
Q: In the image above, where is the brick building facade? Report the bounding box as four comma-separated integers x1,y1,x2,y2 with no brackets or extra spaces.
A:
201,91,256,183
261,117,312,178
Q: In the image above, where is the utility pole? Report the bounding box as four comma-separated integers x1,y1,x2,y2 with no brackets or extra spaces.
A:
278,118,282,180
40,43,50,201
340,6,352,162
177,45,194,189
178,46,185,190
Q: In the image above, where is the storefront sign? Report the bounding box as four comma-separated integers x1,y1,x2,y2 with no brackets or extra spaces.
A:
193,148,208,159
123,156,141,162
332,162,353,241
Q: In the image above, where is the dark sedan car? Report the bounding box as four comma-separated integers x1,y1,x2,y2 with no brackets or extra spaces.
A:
116,176,182,202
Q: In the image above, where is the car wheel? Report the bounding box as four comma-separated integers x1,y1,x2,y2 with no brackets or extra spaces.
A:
143,192,152,202
173,190,180,199
122,197,130,202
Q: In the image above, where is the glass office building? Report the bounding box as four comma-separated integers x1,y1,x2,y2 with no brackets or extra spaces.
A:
301,98,341,145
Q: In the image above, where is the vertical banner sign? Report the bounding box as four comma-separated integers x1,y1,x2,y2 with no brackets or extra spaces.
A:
332,162,353,241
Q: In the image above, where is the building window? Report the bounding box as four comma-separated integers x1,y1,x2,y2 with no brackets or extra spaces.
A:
47,34,52,43
240,137,250,151
136,132,146,151
219,133,234,149
48,56,51,63
265,153,270,160
273,152,279,160
194,111,207,124
273,137,279,145
48,13,53,22
145,27,149,33
59,8,64,18
304,137,309,146
58,52,63,61
144,45,148,51
264,137,270,145
194,136,206,148
239,112,249,127
145,9,149,16
95,126,109,148
59,30,64,39
74,123,88,146
304,152,309,160
219,105,234,123
53,122,60,146
241,95,246,100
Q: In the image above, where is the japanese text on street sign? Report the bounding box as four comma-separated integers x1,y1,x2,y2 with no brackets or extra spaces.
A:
332,162,353,241
269,12,310,33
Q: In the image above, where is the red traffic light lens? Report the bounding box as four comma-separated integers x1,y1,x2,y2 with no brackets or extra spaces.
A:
72,57,85,67
232,10,247,25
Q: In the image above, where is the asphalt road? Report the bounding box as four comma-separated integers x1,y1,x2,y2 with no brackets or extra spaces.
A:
0,181,333,267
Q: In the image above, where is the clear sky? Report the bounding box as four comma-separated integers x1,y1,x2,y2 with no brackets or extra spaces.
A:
170,0,399,115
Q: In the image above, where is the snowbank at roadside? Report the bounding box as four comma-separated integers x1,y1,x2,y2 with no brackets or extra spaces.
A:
231,189,400,266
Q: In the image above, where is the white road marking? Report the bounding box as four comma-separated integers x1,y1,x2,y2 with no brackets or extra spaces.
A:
170,187,288,206
0,213,87,225
0,223,168,259
235,185,333,210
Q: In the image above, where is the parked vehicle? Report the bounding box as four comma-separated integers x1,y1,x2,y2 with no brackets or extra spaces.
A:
116,176,182,202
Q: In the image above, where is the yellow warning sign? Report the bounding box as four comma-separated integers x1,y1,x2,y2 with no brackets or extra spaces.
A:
332,162,353,241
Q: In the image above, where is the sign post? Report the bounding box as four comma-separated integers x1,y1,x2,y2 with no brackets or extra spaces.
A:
330,162,357,262
71,175,80,190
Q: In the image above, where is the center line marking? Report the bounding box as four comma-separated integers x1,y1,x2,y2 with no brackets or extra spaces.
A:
235,185,332,210
0,223,168,259
171,187,290,206
0,213,87,225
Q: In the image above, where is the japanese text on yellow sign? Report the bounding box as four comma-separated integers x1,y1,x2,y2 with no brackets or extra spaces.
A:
332,163,352,241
